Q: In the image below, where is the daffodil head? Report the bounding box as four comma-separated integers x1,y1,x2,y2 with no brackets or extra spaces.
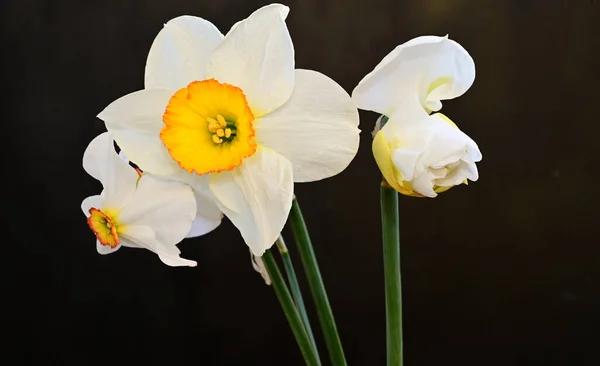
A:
81,132,198,266
98,4,361,256
353,34,480,197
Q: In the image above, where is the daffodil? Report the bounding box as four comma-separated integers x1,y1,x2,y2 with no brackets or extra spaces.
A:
352,35,481,197
81,132,198,266
98,4,360,255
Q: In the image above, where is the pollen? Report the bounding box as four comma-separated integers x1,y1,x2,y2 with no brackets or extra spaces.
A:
160,79,257,175
87,207,120,248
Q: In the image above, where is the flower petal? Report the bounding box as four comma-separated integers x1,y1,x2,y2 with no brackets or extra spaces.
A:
170,170,224,238
81,195,102,216
209,147,293,256
82,132,138,209
145,16,224,90
123,225,197,267
118,174,196,246
206,4,294,116
255,69,360,182
98,89,181,176
352,35,474,116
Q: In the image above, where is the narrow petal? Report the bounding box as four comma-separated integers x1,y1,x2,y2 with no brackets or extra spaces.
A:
118,174,196,246
209,147,293,256
98,89,182,176
145,16,224,90
123,225,197,267
206,4,294,116
170,170,224,238
255,69,360,182
352,36,474,116
82,133,138,209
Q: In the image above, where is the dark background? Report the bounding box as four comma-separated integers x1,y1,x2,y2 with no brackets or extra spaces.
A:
3,0,600,364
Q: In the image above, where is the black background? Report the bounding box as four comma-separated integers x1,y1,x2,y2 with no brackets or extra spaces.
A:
4,0,600,365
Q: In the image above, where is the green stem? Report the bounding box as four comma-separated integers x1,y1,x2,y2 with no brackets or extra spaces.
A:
289,198,347,366
380,184,403,366
262,250,321,366
276,235,319,358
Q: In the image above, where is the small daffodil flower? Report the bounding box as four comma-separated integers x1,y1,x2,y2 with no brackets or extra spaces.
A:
98,4,360,256
352,35,481,197
81,132,198,266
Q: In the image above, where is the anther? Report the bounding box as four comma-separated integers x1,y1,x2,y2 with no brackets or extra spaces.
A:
207,117,220,132
212,134,223,144
216,129,225,137
216,114,227,128
225,128,232,138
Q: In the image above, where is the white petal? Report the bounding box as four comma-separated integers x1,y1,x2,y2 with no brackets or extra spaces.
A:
424,38,475,111
82,132,138,209
255,69,360,182
412,171,437,198
209,147,293,256
98,89,181,176
145,16,224,90
186,216,219,238
417,115,476,169
391,149,421,181
352,35,474,116
435,160,471,186
96,239,121,255
468,140,483,162
81,195,102,216
158,252,197,267
206,4,294,116
123,225,196,267
118,151,129,164
170,171,224,238
118,174,196,246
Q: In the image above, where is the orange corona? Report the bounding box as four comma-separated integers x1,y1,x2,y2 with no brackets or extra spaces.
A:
87,208,120,248
160,79,257,175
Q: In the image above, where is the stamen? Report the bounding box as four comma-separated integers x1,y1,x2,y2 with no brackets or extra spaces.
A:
224,128,232,138
216,129,225,137
216,114,227,128
207,117,220,132
212,134,224,144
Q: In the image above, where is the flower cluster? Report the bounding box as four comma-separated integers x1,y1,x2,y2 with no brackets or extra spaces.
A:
81,4,360,265
82,4,482,266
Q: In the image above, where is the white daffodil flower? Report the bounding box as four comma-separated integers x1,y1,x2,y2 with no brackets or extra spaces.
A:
352,35,481,197
98,4,360,256
352,35,475,117
372,101,481,197
81,132,198,266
